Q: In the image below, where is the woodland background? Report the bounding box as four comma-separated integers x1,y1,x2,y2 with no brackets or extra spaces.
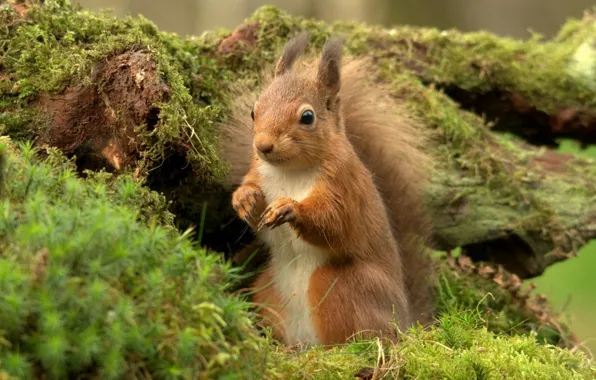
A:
2,0,596,377
75,0,596,355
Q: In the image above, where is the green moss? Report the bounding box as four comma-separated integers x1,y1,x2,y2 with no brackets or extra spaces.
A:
245,5,596,112
0,138,266,379
264,309,595,379
0,134,590,378
433,259,572,346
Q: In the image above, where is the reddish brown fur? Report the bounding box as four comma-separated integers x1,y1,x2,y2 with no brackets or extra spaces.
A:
218,33,435,346
308,262,409,344
339,60,435,324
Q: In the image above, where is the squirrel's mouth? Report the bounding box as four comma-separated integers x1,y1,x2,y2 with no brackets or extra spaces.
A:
262,156,290,165
256,150,292,165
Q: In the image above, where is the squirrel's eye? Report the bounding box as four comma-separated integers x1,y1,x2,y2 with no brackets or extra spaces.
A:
299,110,314,125
250,109,255,121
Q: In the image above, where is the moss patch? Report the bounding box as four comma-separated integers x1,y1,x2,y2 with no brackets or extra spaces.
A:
264,309,595,379
433,255,574,347
0,138,265,379
244,5,596,109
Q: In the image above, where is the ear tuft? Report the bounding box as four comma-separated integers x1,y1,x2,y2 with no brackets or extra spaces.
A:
275,31,309,77
317,36,344,98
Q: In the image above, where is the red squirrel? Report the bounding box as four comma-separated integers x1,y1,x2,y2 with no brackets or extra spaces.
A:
225,33,434,348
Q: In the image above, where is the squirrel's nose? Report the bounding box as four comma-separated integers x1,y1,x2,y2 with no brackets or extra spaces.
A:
255,138,274,154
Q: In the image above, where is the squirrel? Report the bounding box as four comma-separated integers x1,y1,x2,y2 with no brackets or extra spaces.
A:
217,32,434,348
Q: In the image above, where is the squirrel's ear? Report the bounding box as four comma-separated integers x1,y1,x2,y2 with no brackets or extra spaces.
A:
275,32,309,77
317,36,344,101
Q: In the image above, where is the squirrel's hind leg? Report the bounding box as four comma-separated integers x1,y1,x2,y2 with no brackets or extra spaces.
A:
308,263,408,346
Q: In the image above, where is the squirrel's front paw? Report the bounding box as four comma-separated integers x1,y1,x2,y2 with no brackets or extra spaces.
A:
258,197,299,231
232,184,265,228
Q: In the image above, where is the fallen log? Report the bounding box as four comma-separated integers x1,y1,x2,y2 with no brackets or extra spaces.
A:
2,1,595,279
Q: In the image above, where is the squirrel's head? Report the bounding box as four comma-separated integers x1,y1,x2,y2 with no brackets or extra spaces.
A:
251,32,344,168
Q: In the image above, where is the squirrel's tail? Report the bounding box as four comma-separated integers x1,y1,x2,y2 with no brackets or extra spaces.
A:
338,58,435,324
216,81,255,190
216,57,436,325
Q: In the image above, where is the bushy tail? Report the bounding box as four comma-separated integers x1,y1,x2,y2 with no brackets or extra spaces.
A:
338,58,435,324
216,56,436,325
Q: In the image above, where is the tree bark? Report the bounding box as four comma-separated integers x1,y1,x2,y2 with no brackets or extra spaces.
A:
1,1,595,280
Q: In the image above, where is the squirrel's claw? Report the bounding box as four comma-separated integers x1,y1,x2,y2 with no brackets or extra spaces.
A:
258,198,298,231
232,184,265,229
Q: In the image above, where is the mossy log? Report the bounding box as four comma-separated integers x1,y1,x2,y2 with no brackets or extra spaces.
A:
2,1,595,281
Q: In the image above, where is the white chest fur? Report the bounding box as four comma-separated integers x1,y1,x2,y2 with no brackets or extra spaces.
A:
257,162,329,347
